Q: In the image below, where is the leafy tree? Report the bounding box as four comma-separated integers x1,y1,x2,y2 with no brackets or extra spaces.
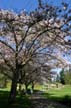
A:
0,1,71,104
56,74,60,83
64,71,71,84
60,69,65,84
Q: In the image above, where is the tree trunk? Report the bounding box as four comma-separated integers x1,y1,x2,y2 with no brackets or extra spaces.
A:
4,77,7,88
8,77,17,104
25,84,28,93
8,41,19,104
32,83,34,91
31,82,34,93
19,83,22,94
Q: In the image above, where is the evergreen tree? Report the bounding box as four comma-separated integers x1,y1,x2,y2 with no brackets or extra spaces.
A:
60,69,65,84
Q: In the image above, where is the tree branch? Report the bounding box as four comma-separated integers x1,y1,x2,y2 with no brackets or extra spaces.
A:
0,40,15,52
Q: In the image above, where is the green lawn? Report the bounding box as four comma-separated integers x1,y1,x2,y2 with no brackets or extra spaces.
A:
47,85,71,97
0,89,32,108
0,85,71,108
42,85,71,108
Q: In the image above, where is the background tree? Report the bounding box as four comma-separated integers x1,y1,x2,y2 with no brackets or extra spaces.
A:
64,71,71,84
56,74,60,83
60,69,65,84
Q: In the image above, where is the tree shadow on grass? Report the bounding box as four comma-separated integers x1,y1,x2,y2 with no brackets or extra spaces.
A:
0,90,32,108
1,89,71,108
0,90,9,108
42,92,71,107
29,90,69,108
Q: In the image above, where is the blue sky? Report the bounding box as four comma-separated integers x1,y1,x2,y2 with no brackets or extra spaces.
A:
0,0,71,13
0,0,38,12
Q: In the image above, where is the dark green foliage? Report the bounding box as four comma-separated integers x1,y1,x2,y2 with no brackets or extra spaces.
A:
64,71,71,84
56,74,60,83
60,69,65,84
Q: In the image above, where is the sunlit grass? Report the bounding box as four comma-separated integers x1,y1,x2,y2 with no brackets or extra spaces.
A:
42,85,71,108
0,87,10,91
34,84,43,90
47,85,71,97
0,83,71,108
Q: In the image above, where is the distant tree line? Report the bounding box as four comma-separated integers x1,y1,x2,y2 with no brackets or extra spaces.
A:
56,69,71,85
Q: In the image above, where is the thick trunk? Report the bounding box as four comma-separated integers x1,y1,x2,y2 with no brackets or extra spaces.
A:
8,77,17,104
8,41,19,104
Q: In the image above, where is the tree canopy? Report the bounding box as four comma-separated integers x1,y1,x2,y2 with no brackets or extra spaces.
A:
0,1,71,103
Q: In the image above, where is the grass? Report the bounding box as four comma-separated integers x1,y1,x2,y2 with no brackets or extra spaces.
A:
42,85,71,108
0,89,32,108
34,84,43,90
47,85,71,97
0,84,71,108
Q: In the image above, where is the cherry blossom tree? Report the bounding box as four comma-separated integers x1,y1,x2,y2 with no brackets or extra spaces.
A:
0,1,71,103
